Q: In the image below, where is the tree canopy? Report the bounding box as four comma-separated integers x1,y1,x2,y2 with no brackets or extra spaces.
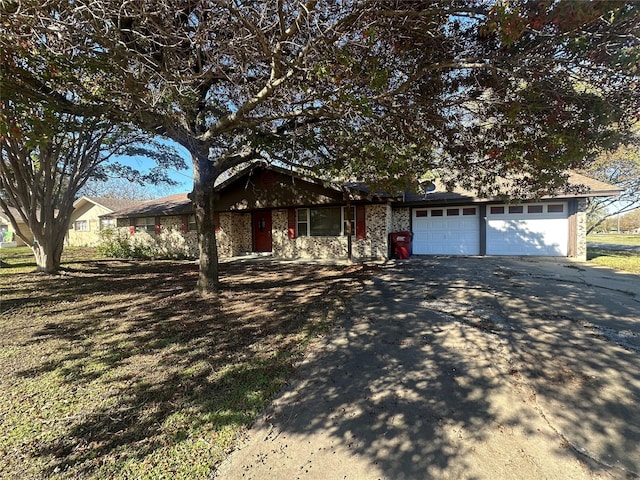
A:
2,0,639,291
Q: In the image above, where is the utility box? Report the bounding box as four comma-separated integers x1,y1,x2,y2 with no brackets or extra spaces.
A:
390,231,413,259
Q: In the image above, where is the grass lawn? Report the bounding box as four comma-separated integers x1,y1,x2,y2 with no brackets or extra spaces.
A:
0,247,373,479
0,246,105,273
587,248,640,274
587,234,640,246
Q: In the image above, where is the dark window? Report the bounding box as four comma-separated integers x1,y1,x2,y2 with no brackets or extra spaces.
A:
342,206,356,236
548,204,564,213
188,215,197,231
310,207,342,236
508,205,524,214
135,217,156,234
527,205,543,214
462,208,477,216
415,210,428,218
490,206,504,214
446,208,460,216
298,207,354,236
297,208,309,236
431,209,443,217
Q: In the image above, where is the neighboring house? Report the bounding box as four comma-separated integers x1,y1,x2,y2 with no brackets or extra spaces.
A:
67,196,145,246
104,164,620,262
0,207,34,247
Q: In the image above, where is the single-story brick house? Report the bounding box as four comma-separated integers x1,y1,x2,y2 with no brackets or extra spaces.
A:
103,164,620,261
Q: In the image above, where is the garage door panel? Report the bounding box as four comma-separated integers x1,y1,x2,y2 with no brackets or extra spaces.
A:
486,204,568,256
412,207,479,255
412,203,568,257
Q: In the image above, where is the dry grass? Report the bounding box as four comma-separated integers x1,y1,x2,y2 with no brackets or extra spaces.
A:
587,234,640,246
0,248,374,479
587,248,640,274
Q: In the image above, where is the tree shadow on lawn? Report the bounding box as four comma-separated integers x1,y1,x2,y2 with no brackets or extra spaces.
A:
0,260,373,478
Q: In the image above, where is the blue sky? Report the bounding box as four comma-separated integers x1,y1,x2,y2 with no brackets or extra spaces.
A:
162,142,194,194
116,140,194,197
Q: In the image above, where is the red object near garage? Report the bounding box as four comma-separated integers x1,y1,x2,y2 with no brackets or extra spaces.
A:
390,231,413,259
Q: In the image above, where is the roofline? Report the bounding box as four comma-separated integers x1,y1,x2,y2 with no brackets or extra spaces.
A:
550,190,622,199
73,196,106,210
215,161,371,199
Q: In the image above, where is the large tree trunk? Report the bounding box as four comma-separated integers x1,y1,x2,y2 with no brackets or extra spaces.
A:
31,228,65,274
192,152,220,296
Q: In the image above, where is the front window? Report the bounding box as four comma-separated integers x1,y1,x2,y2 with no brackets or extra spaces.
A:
100,218,115,230
188,215,197,231
135,217,156,234
297,206,355,237
74,220,89,231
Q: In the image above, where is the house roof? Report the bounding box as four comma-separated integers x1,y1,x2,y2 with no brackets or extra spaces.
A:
104,193,192,218
0,206,26,224
108,163,369,218
399,171,621,205
105,165,621,218
216,161,368,196
74,196,146,212
566,171,622,197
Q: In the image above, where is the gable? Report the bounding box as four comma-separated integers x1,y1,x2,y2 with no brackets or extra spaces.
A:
71,202,112,222
216,167,347,211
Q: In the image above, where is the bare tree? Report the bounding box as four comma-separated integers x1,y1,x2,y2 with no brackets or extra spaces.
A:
583,142,640,234
0,97,185,273
79,178,155,201
2,1,638,292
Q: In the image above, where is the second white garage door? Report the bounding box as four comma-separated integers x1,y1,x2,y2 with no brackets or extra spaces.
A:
486,203,568,256
413,206,480,255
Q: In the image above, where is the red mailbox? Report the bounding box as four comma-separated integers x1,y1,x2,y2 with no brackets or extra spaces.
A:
390,231,412,259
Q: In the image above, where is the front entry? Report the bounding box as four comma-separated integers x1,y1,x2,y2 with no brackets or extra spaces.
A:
252,210,272,252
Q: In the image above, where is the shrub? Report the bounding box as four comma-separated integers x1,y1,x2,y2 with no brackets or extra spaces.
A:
128,230,157,258
157,227,190,259
97,227,197,260
97,227,135,258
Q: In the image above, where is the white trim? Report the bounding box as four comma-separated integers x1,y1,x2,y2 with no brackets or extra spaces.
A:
296,206,355,237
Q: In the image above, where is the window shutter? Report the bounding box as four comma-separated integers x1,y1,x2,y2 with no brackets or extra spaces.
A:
356,205,366,239
155,217,161,235
288,208,296,239
213,212,220,233
181,215,188,234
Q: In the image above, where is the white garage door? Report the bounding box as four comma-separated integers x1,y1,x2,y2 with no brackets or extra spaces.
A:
486,203,568,256
413,206,480,255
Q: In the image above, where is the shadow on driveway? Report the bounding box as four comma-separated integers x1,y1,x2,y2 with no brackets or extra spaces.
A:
216,256,640,479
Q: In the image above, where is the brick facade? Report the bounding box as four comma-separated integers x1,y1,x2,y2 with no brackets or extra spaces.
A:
115,198,590,261
272,205,390,260
576,198,588,261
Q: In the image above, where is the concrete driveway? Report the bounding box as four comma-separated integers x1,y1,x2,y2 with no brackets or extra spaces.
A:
215,257,640,479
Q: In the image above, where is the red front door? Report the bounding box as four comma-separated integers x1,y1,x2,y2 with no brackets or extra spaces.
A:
253,210,272,252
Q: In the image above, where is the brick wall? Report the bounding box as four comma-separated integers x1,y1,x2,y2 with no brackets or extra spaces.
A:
273,204,390,260
576,198,588,261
